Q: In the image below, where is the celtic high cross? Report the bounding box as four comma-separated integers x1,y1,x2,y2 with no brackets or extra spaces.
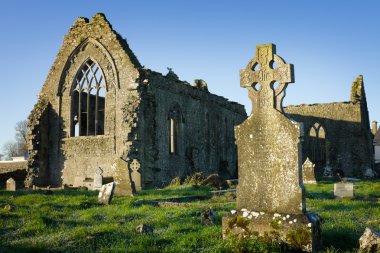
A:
240,44,294,113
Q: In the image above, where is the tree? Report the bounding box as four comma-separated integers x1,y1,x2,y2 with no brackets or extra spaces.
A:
15,120,28,153
2,141,19,159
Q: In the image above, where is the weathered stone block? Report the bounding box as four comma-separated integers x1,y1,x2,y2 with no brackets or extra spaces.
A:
359,227,380,253
334,182,354,198
222,210,322,252
98,182,115,205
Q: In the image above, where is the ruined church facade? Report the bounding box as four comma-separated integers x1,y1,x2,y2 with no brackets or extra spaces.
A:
28,14,246,189
285,75,373,178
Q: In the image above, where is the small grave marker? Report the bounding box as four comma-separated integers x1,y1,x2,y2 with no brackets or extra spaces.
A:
93,167,103,190
6,178,16,191
334,182,354,198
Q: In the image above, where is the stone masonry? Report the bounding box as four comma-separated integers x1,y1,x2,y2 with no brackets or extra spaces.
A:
286,75,373,179
27,13,246,189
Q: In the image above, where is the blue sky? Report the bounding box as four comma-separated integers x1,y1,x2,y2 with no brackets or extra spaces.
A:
0,1,379,151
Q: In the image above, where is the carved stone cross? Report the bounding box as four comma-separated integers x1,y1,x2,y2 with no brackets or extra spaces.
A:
130,159,140,172
240,44,294,113
130,159,141,191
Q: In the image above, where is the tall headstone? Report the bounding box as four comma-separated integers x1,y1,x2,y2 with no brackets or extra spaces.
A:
113,158,136,196
93,167,103,190
237,44,303,214
6,178,16,191
130,159,141,191
303,158,317,184
222,44,321,252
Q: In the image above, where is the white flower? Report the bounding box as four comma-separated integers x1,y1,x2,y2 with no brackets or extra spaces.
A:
293,219,297,223
242,211,249,217
274,213,281,217
260,212,265,215
289,221,293,224
272,217,275,220
282,217,286,220
278,221,282,224
286,215,290,219
231,210,237,215
307,223,312,227
248,215,253,219
241,208,248,212
251,211,260,218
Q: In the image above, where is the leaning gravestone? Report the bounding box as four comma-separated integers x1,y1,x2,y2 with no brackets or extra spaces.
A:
93,167,103,190
113,158,136,196
98,182,115,205
6,178,16,191
303,158,317,184
222,44,321,252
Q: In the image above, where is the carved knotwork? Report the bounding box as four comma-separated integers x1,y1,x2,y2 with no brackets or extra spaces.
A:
240,44,294,113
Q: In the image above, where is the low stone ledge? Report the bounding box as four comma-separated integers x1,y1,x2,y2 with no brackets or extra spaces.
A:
222,210,322,252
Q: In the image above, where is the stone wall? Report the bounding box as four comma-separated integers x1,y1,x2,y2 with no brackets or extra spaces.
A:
28,13,246,188
138,70,246,188
285,101,373,178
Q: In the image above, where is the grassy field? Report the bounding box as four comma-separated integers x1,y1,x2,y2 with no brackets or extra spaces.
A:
0,181,379,252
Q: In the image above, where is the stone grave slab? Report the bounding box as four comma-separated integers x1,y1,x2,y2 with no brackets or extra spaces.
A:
98,182,115,205
6,178,16,191
222,44,321,252
113,158,136,196
93,167,103,190
334,182,354,198
303,158,316,184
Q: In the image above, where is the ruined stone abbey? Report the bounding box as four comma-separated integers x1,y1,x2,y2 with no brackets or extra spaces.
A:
26,13,375,190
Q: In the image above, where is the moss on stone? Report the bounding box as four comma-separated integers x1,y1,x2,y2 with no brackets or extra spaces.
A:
286,227,311,249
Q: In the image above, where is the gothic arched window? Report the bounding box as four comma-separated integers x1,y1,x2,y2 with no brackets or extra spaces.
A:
71,59,106,137
309,122,326,163
168,104,182,155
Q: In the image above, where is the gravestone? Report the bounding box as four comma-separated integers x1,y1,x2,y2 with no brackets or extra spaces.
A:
130,159,141,191
113,158,136,196
98,182,115,205
93,167,103,190
323,163,334,180
334,182,354,198
222,44,321,252
6,178,16,191
303,158,317,184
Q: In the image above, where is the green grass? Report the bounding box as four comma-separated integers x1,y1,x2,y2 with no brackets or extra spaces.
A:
0,181,379,252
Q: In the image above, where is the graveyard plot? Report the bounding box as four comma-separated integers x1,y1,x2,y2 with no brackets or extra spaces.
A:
0,181,378,252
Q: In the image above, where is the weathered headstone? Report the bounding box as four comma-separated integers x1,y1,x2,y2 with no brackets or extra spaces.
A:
130,159,141,191
222,44,321,252
334,182,354,198
113,158,136,196
93,167,103,190
303,157,316,184
98,182,115,205
6,178,16,191
323,163,334,180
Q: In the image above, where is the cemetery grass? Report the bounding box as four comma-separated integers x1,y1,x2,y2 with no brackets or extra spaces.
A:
0,182,378,252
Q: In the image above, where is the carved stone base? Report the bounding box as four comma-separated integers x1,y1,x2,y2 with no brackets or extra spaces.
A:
222,210,322,252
